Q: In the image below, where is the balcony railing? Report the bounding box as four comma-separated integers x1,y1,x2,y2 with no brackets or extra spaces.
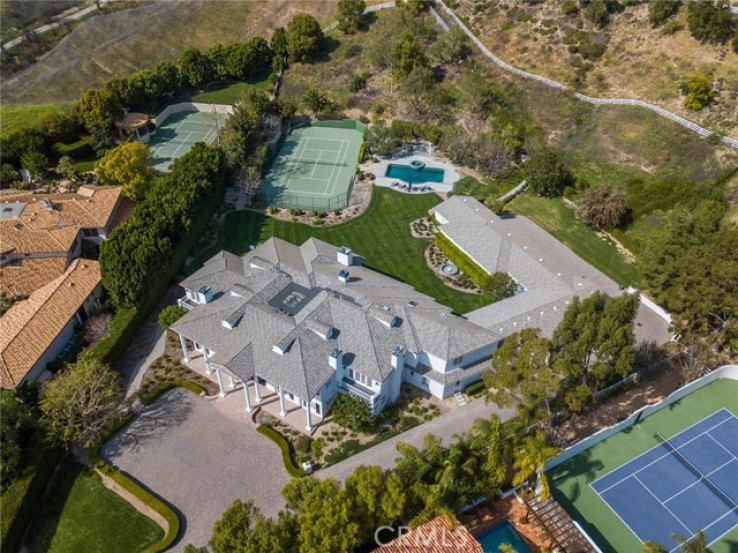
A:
341,377,378,406
178,296,198,311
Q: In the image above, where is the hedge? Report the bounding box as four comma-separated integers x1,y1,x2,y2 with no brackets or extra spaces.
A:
256,425,304,477
52,135,93,160
0,440,62,553
610,228,641,255
141,380,204,406
434,231,493,289
323,416,422,466
88,306,139,366
464,380,487,398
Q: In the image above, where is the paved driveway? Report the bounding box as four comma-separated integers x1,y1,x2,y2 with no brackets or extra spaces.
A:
319,397,516,482
101,388,290,551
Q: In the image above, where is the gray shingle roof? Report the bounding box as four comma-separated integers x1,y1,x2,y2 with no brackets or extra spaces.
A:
173,238,493,400
433,196,623,339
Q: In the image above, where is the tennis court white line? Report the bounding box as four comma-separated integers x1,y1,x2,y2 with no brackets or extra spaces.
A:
324,139,348,196
591,410,734,495
706,429,738,460
633,473,694,538
661,457,736,503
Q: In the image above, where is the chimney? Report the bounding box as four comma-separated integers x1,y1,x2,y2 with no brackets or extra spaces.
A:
337,246,353,267
338,269,350,284
391,345,406,369
329,346,343,371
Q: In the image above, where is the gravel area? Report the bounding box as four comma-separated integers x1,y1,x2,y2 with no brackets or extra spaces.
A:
101,388,290,551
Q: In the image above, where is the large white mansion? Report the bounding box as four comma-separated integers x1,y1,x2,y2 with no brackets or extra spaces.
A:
171,196,668,431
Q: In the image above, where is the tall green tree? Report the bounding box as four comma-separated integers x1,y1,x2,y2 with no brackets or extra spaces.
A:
179,47,214,87
209,500,297,553
393,31,426,81
331,393,371,432
219,89,270,167
286,13,324,62
20,151,48,179
40,352,124,449
525,146,572,198
1,389,36,483
686,0,735,43
483,328,562,416
95,141,154,200
336,0,366,34
76,88,123,131
344,465,405,543
512,431,559,499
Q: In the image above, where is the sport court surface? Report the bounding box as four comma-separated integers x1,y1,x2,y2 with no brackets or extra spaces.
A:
260,121,364,211
548,378,738,553
592,409,738,549
149,110,227,172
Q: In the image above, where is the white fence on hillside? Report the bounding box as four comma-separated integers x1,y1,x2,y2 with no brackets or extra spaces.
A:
432,0,738,150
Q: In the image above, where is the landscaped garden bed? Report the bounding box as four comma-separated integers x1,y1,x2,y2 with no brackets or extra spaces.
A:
139,331,219,401
425,243,481,294
262,384,445,470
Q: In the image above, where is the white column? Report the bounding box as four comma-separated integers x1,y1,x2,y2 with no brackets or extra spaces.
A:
305,404,312,432
278,387,287,417
204,350,214,375
227,374,235,389
253,377,261,403
179,334,189,362
215,367,226,398
243,381,252,412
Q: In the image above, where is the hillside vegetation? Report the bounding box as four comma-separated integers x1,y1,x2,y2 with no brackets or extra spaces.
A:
1,0,336,105
453,0,738,139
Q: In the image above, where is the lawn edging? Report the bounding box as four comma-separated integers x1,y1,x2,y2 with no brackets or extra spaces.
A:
256,424,305,477
84,380,208,553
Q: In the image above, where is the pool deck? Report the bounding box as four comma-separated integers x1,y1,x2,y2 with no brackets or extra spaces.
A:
365,153,461,194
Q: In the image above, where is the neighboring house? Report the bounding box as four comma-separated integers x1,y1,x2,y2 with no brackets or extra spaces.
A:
0,186,124,389
0,259,103,389
0,186,122,297
374,517,483,553
172,238,500,431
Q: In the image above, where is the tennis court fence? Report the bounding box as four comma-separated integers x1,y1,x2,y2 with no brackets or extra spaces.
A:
260,188,351,211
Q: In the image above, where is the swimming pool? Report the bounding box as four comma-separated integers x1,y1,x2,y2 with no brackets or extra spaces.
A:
476,521,532,553
385,163,445,184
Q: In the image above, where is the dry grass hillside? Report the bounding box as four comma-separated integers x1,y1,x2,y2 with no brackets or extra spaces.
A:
453,0,738,139
1,0,337,105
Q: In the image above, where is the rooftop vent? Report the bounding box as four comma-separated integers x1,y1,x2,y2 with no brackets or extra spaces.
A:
306,319,334,340
337,246,354,267
273,335,295,356
41,199,54,211
338,269,350,284
221,311,243,330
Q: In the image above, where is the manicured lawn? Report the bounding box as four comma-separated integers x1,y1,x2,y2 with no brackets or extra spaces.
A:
507,192,642,287
26,458,163,553
191,73,271,105
203,187,491,314
0,102,71,137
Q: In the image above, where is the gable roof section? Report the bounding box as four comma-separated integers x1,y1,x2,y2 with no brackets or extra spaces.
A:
0,257,68,298
0,259,100,388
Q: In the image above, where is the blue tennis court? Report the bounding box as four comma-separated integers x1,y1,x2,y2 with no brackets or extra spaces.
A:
591,409,738,549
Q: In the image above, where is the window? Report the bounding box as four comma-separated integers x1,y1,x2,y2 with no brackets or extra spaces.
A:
348,368,354,379
421,377,429,387
452,356,463,367
82,228,99,238
314,402,321,415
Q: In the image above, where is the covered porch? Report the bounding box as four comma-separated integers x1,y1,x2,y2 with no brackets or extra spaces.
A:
178,336,325,434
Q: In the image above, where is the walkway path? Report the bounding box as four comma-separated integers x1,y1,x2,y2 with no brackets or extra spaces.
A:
431,0,738,150
319,397,516,482
2,0,114,50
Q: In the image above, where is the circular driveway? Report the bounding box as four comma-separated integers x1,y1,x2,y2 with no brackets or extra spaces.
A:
101,388,290,551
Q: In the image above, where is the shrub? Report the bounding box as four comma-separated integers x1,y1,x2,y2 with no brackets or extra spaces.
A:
294,434,312,455
158,305,186,330
648,0,680,27
661,20,684,35
331,393,371,432
683,74,715,111
256,425,304,477
464,380,487,398
310,437,325,458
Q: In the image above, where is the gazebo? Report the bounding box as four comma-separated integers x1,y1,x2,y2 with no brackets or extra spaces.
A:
115,112,151,142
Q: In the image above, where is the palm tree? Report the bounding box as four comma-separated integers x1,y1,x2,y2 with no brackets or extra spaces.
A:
512,431,559,500
671,531,707,553
301,88,333,117
468,414,508,494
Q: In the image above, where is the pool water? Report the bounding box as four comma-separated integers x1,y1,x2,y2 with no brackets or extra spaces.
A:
386,163,445,184
476,521,532,553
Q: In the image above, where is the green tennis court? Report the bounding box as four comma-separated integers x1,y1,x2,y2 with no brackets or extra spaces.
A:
260,121,365,211
149,110,227,172
547,376,738,553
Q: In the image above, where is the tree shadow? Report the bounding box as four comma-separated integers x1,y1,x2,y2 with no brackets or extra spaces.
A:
101,389,193,460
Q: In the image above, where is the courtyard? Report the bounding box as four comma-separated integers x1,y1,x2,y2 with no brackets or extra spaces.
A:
101,388,290,551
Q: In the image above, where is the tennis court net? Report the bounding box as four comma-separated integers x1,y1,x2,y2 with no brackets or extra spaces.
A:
284,157,346,167
655,432,738,511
